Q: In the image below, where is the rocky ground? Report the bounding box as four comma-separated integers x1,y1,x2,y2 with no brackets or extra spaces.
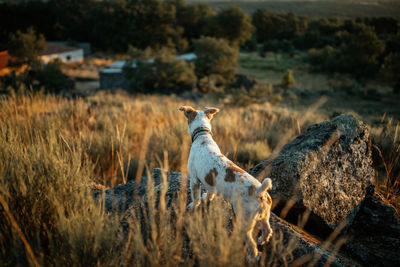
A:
95,114,400,266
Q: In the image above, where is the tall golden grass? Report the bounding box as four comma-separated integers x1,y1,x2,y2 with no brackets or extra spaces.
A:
0,88,398,265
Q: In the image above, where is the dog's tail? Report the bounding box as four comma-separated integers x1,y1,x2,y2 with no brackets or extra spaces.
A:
257,178,272,196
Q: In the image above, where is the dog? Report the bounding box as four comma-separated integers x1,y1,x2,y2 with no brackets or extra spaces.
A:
179,106,273,259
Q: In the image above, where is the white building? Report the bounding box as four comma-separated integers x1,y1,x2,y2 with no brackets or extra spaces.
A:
41,43,84,64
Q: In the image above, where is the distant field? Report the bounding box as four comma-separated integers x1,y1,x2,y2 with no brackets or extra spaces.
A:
238,51,399,120
191,1,400,18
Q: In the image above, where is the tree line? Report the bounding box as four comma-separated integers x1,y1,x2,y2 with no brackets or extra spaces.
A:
0,0,252,52
252,10,400,86
1,0,399,93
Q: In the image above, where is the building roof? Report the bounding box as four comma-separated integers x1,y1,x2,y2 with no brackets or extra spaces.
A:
41,43,82,56
0,50,14,69
108,61,129,68
101,68,123,74
105,53,197,70
177,53,197,61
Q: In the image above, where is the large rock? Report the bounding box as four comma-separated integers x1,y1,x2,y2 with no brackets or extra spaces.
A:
97,168,359,266
94,168,184,211
250,114,374,229
267,213,359,267
343,186,400,266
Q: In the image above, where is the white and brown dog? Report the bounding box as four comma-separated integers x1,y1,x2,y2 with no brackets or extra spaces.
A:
179,106,273,258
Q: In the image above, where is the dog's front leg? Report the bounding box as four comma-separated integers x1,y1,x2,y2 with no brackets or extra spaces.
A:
187,177,201,210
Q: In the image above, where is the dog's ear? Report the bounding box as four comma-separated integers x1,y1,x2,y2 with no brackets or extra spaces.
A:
204,107,219,120
179,106,197,120
257,178,272,196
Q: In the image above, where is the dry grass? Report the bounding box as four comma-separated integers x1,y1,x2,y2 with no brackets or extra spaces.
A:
0,88,319,266
1,88,325,186
0,88,398,265
371,115,400,218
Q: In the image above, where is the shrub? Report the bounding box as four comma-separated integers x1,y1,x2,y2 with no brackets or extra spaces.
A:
194,37,238,93
281,70,296,89
261,39,294,54
7,27,46,69
35,62,74,93
213,6,254,47
124,48,197,94
229,83,281,107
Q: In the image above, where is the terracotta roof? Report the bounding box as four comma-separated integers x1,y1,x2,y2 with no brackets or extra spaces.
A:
41,43,82,56
0,50,14,69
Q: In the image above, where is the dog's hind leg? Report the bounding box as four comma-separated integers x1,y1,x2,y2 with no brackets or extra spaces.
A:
245,220,261,261
201,191,216,202
187,177,201,210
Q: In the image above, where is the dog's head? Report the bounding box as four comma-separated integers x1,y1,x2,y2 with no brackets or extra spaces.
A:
179,106,219,135
243,178,273,245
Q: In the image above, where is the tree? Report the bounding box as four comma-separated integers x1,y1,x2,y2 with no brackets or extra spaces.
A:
383,53,400,94
252,9,307,42
281,70,296,89
7,27,46,69
35,62,74,93
125,0,188,52
50,0,98,41
194,37,238,92
344,24,385,79
214,6,254,47
124,48,196,94
170,0,215,45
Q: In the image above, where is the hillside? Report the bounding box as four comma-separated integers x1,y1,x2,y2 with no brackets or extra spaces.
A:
191,0,400,18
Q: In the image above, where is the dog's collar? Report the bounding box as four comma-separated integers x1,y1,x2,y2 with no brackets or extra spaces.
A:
191,127,212,143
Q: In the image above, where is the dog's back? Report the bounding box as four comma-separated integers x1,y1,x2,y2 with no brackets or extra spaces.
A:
189,135,260,200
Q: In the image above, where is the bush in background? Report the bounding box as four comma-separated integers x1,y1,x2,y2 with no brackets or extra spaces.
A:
212,6,254,47
281,70,296,90
124,48,197,94
7,27,46,69
229,83,281,107
194,37,238,93
35,62,74,93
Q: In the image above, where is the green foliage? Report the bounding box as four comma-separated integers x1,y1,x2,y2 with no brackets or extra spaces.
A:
229,83,281,107
292,30,340,50
35,62,74,94
7,27,46,68
127,46,154,60
53,0,189,52
124,48,196,94
363,17,399,35
261,39,295,55
194,37,238,92
308,18,341,36
383,53,400,79
171,0,216,45
252,9,308,42
213,6,254,47
305,24,385,80
383,53,400,94
307,46,339,72
128,0,188,52
344,24,385,78
281,70,296,89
